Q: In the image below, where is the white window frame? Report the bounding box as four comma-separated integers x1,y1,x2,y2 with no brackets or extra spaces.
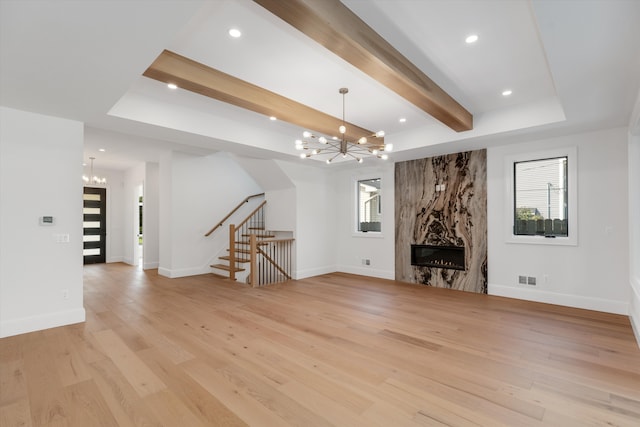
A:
504,146,578,246
354,176,383,237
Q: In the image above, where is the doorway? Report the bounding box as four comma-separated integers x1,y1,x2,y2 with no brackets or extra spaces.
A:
83,187,106,264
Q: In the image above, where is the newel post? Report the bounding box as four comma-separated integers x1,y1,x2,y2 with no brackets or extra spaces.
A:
249,234,258,288
229,223,236,281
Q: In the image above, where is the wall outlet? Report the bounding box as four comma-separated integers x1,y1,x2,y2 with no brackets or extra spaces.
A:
62,289,69,299
518,275,527,284
362,259,371,266
527,276,537,286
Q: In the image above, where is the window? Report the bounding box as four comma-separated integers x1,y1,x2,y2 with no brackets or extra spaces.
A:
505,147,577,245
357,178,381,232
514,156,568,236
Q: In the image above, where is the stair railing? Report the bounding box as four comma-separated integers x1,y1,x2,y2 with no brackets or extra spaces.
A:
204,193,265,237
228,200,267,281
248,234,295,287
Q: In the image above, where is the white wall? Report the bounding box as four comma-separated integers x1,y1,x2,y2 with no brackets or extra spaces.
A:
158,152,262,278
629,132,640,342
265,188,296,232
276,161,338,279
123,163,145,265
122,161,160,269
0,107,85,337
144,162,160,269
334,162,396,279
159,151,173,275
232,156,297,232
628,88,640,343
488,127,629,314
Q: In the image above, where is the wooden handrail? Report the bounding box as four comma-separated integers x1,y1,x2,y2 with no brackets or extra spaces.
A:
236,200,267,230
204,193,264,236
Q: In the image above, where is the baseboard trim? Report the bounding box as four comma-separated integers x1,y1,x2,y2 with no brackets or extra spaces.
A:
157,266,210,278
143,262,159,270
631,315,640,350
488,283,629,315
0,308,86,338
337,265,394,280
107,256,123,263
295,265,337,280
630,277,640,348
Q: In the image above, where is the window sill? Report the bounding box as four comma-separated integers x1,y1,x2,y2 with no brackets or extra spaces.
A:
506,234,577,246
352,232,385,239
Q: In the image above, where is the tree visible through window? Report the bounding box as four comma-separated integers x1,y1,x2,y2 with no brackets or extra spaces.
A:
358,178,381,232
514,157,568,236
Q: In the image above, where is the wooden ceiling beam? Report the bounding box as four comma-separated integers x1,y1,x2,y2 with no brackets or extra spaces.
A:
253,0,473,132
143,50,382,144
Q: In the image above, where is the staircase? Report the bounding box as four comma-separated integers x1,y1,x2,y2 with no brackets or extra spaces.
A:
205,194,295,286
210,226,275,280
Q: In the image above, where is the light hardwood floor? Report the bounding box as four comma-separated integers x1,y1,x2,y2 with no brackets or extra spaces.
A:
1,263,639,426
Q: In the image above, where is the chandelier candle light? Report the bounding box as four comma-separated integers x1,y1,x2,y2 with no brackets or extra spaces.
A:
295,88,392,164
83,157,107,186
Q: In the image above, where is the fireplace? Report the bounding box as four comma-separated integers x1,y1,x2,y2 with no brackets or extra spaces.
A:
411,245,465,271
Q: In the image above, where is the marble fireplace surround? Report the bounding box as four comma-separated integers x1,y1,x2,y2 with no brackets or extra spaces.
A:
395,149,488,293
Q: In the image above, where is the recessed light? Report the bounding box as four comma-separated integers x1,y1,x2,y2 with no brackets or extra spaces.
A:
465,34,478,44
269,116,277,121
502,89,513,96
399,117,407,123
167,83,178,90
98,148,106,152
228,28,242,38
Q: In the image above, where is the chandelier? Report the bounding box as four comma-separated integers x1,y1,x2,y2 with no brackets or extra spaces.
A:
82,157,107,186
295,88,393,164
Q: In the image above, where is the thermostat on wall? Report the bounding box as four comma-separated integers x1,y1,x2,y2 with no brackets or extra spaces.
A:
39,216,54,225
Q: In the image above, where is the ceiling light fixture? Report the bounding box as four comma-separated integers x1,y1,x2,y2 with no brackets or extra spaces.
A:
82,157,107,186
295,88,390,164
98,148,106,152
228,28,242,38
167,83,178,90
269,116,277,121
399,117,407,123
502,89,513,96
465,34,479,44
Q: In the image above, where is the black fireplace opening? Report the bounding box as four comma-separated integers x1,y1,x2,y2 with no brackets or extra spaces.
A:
411,244,465,271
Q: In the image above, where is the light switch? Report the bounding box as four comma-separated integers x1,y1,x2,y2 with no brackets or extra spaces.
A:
54,234,70,243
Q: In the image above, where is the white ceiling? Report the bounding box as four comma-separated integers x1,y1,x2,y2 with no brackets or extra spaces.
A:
1,0,639,170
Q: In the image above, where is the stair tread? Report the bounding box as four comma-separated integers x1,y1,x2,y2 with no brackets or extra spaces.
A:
241,234,275,238
210,264,245,272
219,256,251,263
248,227,265,230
